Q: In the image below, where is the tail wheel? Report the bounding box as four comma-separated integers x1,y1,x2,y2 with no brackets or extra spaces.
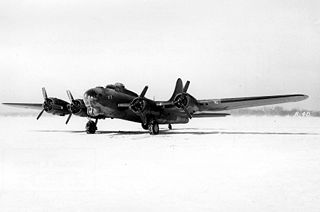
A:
86,120,97,134
148,122,159,135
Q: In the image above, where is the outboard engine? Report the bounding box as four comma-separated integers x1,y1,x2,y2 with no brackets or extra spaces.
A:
36,88,70,120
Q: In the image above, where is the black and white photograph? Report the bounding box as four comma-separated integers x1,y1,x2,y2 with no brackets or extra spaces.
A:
0,0,319,211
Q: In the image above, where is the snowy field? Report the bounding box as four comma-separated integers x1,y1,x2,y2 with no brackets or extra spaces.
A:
0,115,320,212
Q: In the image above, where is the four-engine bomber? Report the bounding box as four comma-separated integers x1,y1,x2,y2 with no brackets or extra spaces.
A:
3,78,308,135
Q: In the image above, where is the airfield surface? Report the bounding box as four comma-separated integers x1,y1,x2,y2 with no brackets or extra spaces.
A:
0,115,320,212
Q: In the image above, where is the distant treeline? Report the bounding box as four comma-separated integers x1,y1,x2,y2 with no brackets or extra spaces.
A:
230,106,320,117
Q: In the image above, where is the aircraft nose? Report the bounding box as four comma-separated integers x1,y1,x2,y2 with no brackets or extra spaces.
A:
83,89,99,107
84,89,98,98
83,88,105,117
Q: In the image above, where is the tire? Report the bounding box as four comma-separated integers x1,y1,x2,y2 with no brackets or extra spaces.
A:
141,123,149,130
86,120,97,134
148,122,159,135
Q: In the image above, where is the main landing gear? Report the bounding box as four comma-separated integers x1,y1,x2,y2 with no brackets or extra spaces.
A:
141,123,149,130
86,119,98,134
148,121,159,135
141,118,159,135
142,122,171,135
141,121,160,135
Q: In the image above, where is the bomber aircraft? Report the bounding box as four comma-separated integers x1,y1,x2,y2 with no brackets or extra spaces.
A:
3,78,308,135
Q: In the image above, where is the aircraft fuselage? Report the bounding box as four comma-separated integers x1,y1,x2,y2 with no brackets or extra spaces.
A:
83,86,190,124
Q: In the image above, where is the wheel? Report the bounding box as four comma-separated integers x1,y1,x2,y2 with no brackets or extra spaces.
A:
148,122,159,135
86,120,97,134
141,123,149,130
168,124,172,130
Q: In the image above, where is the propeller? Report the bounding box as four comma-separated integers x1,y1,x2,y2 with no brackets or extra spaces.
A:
65,90,74,124
67,90,74,102
37,87,53,120
67,90,78,113
130,86,148,113
42,87,48,99
129,86,149,124
65,113,72,125
183,81,190,93
36,109,45,120
65,90,88,124
173,80,192,119
65,90,80,124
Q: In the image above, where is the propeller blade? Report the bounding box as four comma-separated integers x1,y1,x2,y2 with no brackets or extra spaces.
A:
65,113,72,124
42,87,48,100
66,90,74,102
139,113,147,125
140,86,148,97
36,109,45,120
183,81,190,93
182,106,192,119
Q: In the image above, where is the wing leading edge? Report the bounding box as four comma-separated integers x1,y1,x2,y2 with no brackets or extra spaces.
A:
2,103,43,110
198,94,308,111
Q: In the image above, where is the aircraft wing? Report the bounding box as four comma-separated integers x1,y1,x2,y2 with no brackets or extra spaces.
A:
2,103,43,110
192,112,230,118
198,94,308,111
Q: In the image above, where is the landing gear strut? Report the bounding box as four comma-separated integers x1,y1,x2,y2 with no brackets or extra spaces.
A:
86,119,98,134
141,123,149,130
148,121,159,135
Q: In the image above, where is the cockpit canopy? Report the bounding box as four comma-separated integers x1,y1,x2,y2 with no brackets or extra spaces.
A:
106,83,125,91
106,83,138,97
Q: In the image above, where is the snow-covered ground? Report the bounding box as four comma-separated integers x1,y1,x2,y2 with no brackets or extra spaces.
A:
0,116,320,212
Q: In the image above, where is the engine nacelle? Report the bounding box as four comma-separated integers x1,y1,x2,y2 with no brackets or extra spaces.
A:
174,93,189,108
44,98,70,116
67,99,87,117
129,97,147,114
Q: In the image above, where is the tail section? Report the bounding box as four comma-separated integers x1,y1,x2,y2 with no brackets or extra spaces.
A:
169,78,183,102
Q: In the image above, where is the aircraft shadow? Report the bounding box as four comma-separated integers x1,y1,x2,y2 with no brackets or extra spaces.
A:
34,129,319,136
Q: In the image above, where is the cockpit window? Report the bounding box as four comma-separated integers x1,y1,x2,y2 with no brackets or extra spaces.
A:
106,83,138,97
114,83,125,88
106,84,116,89
106,83,125,91
85,89,97,98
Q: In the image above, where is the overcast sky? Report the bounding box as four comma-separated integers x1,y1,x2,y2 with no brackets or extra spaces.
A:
0,0,319,111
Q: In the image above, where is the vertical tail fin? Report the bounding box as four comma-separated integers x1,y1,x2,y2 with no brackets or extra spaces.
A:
169,78,183,102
